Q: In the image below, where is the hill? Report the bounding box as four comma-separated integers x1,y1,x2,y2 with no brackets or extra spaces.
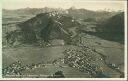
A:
5,11,80,45
96,12,124,43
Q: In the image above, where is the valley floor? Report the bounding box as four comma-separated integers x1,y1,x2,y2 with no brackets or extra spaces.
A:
2,34,124,78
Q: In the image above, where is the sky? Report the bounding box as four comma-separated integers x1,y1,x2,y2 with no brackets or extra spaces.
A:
2,0,126,11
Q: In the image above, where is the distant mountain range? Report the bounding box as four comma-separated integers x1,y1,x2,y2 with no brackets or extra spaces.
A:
3,7,120,21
